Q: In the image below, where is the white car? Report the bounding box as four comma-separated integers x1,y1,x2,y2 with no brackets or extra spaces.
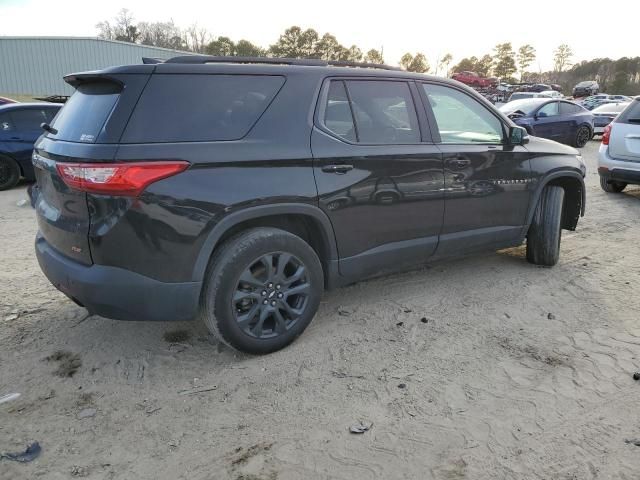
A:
598,98,640,192
539,90,563,99
508,91,550,102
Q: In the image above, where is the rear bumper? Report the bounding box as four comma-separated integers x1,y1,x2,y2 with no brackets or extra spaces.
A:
35,234,201,321
598,167,640,184
598,144,640,183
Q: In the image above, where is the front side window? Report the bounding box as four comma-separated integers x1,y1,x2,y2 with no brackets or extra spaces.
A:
343,80,420,144
422,84,504,144
537,102,559,117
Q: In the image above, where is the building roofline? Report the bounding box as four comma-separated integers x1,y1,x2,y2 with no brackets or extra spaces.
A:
0,36,194,55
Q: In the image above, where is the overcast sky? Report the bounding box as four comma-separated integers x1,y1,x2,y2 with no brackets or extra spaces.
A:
1,0,638,71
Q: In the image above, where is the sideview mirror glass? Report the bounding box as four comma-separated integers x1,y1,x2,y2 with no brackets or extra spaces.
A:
509,126,529,145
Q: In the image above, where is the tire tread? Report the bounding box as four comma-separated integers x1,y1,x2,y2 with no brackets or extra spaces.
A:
526,186,565,266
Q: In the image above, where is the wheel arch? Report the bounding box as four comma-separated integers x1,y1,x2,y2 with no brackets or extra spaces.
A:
192,203,339,288
525,171,585,234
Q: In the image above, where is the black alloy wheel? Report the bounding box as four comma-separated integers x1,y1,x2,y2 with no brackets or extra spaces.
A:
233,252,311,339
574,126,591,148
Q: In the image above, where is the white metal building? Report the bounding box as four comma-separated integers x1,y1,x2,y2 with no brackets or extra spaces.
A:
0,37,192,98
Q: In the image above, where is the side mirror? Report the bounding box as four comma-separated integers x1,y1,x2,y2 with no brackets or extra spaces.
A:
509,126,529,145
537,111,547,118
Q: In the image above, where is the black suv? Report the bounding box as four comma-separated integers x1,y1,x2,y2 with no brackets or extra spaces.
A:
32,56,586,354
573,80,599,98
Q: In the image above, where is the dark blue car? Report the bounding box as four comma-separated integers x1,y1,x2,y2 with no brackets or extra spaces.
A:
499,98,594,148
0,102,62,190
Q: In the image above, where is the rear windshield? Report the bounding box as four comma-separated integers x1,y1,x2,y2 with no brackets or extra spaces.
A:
49,82,120,143
616,100,640,124
121,74,285,143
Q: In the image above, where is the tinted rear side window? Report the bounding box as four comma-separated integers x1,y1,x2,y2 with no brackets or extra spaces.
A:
50,82,120,143
122,74,285,143
344,80,420,144
559,102,580,114
324,81,356,142
617,100,640,124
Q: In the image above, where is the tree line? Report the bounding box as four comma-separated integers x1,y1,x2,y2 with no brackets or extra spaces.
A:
97,9,640,94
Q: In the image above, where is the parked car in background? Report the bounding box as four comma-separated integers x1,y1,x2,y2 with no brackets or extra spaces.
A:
539,90,563,99
31,56,585,354
598,98,640,192
550,84,563,92
0,96,18,106
591,102,630,134
508,91,552,102
573,80,599,97
580,95,631,111
451,71,497,87
612,95,632,102
0,102,62,190
528,84,552,93
499,98,594,147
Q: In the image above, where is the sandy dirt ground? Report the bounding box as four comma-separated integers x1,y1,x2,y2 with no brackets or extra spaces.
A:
1,140,640,480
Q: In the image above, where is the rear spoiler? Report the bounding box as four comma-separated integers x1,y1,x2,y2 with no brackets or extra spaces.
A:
142,57,164,65
63,65,155,87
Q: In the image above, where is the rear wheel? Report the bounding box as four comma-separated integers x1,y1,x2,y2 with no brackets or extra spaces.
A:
526,186,565,267
0,155,20,191
599,176,627,193
199,227,323,354
573,125,591,148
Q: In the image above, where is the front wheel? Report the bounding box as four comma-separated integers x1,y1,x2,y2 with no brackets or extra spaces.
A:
573,125,591,148
199,227,324,354
599,176,627,193
526,186,565,267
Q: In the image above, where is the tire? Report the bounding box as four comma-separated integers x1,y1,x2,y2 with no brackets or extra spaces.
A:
0,155,21,191
573,125,591,148
526,186,565,267
599,175,627,193
199,227,324,354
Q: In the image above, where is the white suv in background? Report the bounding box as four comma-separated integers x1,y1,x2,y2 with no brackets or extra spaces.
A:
598,98,640,193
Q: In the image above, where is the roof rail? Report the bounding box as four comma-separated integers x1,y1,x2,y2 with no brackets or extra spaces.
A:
161,55,401,71
164,55,327,66
327,60,401,71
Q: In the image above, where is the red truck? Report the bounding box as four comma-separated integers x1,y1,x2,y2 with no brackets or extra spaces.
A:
451,71,498,88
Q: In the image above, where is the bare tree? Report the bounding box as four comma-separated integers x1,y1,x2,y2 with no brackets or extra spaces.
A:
113,9,139,43
96,20,114,40
138,20,184,49
439,53,453,76
186,24,211,53
553,44,573,72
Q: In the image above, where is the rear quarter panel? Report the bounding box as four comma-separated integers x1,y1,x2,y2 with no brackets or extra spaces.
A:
88,71,324,283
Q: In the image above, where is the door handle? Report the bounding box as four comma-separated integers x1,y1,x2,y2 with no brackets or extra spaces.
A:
450,158,471,168
322,164,354,174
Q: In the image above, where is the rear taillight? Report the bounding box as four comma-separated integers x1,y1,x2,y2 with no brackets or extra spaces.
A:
56,161,189,196
602,124,612,145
